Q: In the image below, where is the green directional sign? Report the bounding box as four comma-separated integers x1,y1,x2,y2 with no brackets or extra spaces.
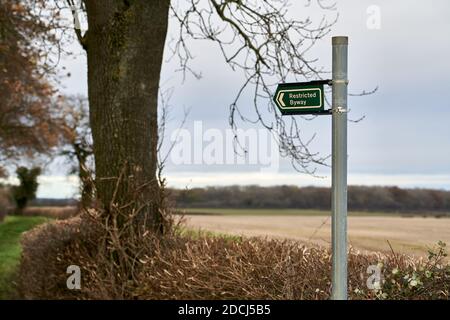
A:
273,82,325,115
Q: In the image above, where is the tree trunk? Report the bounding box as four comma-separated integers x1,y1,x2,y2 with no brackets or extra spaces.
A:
85,0,170,231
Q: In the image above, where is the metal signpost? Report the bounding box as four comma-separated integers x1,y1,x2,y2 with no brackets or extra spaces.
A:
274,36,349,300
331,36,348,300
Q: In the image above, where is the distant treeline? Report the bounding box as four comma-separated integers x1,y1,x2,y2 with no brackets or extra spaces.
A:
29,198,78,207
169,185,450,213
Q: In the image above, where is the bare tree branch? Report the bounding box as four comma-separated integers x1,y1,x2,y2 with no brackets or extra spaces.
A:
66,0,88,50
170,0,338,173
157,87,191,181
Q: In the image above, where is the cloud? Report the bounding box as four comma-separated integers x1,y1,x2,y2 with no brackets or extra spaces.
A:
54,1,450,186
164,172,450,190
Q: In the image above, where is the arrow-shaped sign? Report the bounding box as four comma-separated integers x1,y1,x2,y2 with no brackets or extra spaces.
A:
273,82,325,115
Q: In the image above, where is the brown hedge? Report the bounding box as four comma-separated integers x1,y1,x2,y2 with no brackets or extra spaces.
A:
18,213,449,300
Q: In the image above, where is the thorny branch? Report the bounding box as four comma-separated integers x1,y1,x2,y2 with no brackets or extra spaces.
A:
66,0,87,50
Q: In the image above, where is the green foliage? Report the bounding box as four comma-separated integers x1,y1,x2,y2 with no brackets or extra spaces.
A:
11,167,41,213
353,241,449,300
0,216,50,299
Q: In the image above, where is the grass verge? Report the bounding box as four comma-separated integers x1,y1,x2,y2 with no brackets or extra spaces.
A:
0,216,50,299
177,226,243,242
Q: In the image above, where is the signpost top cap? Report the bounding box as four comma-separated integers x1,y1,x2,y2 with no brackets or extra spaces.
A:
332,36,348,45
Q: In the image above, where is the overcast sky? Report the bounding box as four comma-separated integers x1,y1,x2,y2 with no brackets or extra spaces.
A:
34,0,450,197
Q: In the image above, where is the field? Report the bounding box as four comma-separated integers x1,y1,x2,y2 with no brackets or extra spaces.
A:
181,208,450,258
180,208,396,216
